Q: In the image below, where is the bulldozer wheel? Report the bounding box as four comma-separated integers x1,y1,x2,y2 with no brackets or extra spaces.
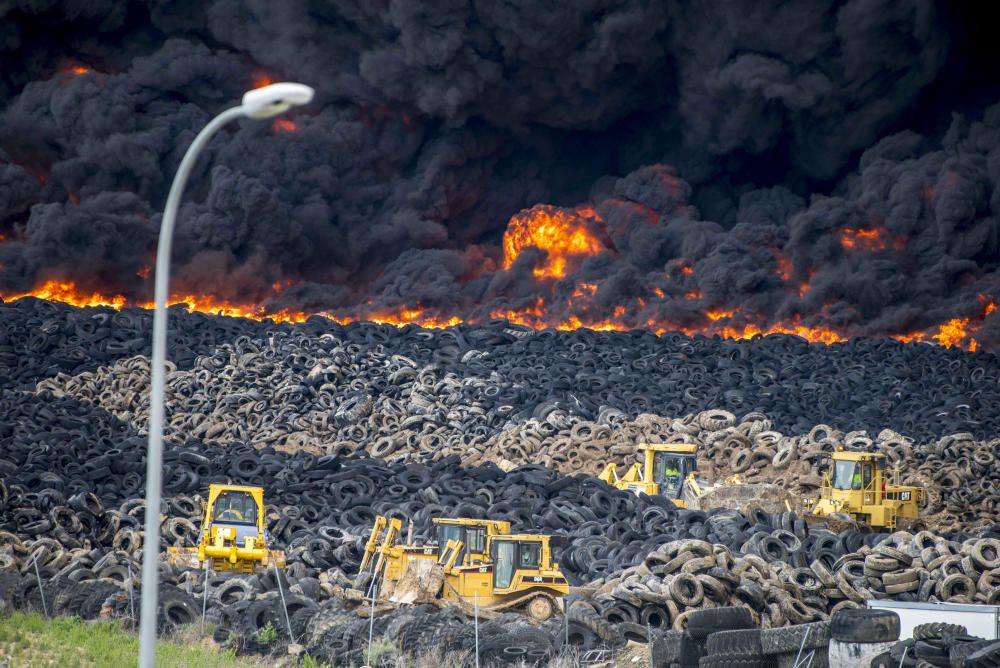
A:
527,595,553,622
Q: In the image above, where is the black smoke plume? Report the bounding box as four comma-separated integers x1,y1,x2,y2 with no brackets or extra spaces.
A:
0,1,998,348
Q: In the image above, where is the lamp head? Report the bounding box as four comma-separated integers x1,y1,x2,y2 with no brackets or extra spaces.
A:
241,82,314,119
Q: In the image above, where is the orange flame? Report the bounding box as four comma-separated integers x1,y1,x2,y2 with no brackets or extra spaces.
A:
271,118,297,133
3,280,127,309
252,71,273,89
706,308,734,321
840,227,884,251
798,270,817,297
715,321,847,346
0,279,993,349
70,66,90,76
503,205,606,279
839,227,907,253
774,253,793,281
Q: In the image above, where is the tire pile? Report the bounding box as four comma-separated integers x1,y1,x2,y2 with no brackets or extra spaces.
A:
5,297,1000,442
2,298,1000,665
874,621,1000,668
36,338,1000,531
5,388,1000,664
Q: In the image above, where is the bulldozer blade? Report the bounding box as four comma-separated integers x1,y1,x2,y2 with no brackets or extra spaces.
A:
803,513,858,533
693,482,795,515
894,517,926,532
166,547,200,569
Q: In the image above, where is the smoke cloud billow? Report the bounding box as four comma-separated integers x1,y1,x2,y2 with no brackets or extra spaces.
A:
0,1,998,348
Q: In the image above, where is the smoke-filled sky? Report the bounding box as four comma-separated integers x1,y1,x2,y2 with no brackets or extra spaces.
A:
1,1,999,347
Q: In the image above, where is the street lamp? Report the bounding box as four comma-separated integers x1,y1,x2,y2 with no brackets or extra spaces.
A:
138,82,314,668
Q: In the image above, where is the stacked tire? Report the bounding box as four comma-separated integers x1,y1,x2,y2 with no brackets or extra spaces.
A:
761,622,830,668
873,622,996,668
651,607,757,667
701,629,769,667
827,608,899,668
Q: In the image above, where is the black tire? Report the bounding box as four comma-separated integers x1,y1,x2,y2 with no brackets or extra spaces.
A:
158,586,198,632
698,657,771,668
830,608,900,643
952,640,996,666
680,633,707,668
761,621,830,655
651,629,684,666
869,651,894,668
913,622,967,640
967,641,1000,668
705,628,763,659
567,607,619,644
913,639,949,664
686,606,756,640
79,582,123,620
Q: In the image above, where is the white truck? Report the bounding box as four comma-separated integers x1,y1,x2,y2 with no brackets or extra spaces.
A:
866,600,1000,639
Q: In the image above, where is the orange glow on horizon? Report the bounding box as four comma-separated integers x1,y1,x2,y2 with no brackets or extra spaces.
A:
0,279,990,349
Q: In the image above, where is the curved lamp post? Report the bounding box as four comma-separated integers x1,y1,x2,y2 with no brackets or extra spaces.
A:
139,82,314,668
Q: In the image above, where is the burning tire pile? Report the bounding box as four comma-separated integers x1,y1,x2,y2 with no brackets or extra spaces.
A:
2,298,1000,665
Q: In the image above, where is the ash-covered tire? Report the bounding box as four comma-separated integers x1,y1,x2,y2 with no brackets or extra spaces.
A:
830,608,899,643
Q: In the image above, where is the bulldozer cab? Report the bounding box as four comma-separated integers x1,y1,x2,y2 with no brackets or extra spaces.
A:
829,452,882,491
212,489,259,536
642,444,697,500
488,535,565,592
167,484,283,573
806,450,924,530
432,518,509,565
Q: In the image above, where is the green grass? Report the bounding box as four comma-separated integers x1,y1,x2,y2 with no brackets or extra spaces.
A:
0,612,266,667
363,637,397,666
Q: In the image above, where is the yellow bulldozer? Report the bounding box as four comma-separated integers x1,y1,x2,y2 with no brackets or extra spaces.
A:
167,484,285,573
598,442,795,514
598,443,699,506
804,449,925,531
357,516,568,622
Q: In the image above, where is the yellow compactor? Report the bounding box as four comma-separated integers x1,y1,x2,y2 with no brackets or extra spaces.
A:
358,515,568,621
167,484,285,573
804,449,925,530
